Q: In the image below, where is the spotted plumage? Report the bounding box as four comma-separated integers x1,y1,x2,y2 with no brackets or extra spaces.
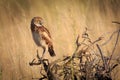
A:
31,17,56,57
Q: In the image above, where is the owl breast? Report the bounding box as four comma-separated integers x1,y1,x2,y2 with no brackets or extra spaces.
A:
32,31,47,47
32,31,42,46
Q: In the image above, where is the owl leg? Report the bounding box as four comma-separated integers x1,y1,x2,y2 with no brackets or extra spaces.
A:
41,46,46,59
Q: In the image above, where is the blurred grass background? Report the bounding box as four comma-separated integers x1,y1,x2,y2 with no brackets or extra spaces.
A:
0,0,120,80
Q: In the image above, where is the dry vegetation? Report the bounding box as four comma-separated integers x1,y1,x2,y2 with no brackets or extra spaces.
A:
29,27,120,80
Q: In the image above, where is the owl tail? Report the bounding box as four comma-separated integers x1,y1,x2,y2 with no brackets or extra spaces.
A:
48,45,56,57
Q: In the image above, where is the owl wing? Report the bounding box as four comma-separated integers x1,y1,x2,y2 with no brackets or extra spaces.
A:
38,26,52,45
43,26,52,38
37,26,56,57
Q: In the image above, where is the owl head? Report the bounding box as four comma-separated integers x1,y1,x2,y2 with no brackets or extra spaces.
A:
31,17,43,26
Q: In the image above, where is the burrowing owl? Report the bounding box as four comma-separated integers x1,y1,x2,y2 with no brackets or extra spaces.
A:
31,17,56,57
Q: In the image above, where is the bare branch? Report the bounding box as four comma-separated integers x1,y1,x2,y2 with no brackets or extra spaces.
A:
96,44,106,70
108,29,120,65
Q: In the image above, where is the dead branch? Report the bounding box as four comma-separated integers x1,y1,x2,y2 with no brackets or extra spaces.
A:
101,29,120,46
29,28,120,80
108,29,120,65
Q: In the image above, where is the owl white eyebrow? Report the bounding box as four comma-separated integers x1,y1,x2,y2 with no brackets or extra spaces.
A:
35,23,42,27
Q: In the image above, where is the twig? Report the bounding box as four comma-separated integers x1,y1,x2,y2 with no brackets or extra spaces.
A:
112,21,120,24
107,64,119,73
65,35,80,64
108,29,120,66
101,30,119,46
96,44,106,70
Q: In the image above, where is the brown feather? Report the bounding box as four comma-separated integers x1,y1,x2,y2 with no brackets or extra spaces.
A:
48,45,56,57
